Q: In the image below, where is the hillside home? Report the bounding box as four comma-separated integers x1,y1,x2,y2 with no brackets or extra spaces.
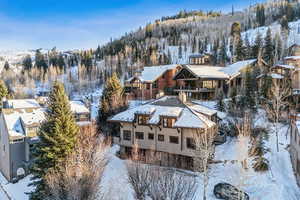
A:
173,65,229,100
189,53,213,65
70,100,91,126
3,99,41,109
0,99,91,182
124,64,182,100
0,108,45,182
221,59,268,95
290,113,300,186
109,94,218,170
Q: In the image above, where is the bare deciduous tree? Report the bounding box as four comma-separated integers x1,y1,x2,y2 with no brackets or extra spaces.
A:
193,126,216,200
126,144,197,200
264,80,291,152
148,168,197,200
45,126,109,200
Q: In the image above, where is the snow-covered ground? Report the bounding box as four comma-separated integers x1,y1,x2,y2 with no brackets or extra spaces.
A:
0,100,299,200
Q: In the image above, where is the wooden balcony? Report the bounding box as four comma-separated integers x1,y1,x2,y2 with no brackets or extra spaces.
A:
174,87,216,93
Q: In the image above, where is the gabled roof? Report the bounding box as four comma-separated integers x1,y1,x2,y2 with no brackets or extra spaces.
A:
2,108,45,138
221,59,257,78
109,96,216,129
126,64,179,83
284,56,300,60
175,65,229,80
70,101,90,114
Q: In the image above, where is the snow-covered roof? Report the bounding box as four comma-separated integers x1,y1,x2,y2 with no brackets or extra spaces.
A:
184,65,229,79
285,56,300,60
274,64,295,69
257,73,284,79
109,96,216,129
132,64,179,83
221,59,257,77
70,101,90,114
191,100,227,119
269,73,284,79
5,99,41,109
2,108,45,138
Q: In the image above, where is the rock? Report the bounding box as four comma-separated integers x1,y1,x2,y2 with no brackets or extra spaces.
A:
214,182,249,200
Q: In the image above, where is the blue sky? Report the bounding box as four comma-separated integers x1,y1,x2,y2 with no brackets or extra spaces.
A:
0,0,265,50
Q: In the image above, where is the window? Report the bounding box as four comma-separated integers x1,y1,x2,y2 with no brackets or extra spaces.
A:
186,138,196,149
153,81,158,89
148,133,154,140
158,134,164,142
135,132,144,140
3,145,5,152
169,136,179,144
138,115,149,125
123,130,131,141
163,118,175,128
202,81,214,89
146,83,151,90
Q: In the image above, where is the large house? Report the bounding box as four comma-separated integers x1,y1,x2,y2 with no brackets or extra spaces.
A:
124,64,182,100
109,94,218,170
173,65,229,100
0,99,91,182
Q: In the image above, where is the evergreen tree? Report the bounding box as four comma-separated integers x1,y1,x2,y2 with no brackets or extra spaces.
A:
256,5,265,27
29,82,79,200
235,38,246,61
0,80,8,109
244,34,252,59
252,33,262,58
244,67,256,110
263,28,274,66
218,38,228,65
4,61,9,71
57,55,65,71
97,73,127,135
23,55,33,71
280,15,290,33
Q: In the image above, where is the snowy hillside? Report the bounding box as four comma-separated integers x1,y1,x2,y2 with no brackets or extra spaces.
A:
242,19,300,47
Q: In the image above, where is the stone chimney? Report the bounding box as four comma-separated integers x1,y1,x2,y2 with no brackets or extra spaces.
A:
178,92,187,103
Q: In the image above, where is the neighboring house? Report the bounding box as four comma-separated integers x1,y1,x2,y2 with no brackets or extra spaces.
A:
3,99,41,109
0,107,45,182
0,99,92,182
108,94,218,170
290,113,300,186
124,64,182,100
221,59,268,95
173,65,229,100
189,53,213,65
70,100,91,126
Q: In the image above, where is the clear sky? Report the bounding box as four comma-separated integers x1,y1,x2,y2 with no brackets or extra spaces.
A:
0,0,265,51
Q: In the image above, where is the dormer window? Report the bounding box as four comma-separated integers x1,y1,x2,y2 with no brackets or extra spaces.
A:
163,118,176,128
138,115,150,125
